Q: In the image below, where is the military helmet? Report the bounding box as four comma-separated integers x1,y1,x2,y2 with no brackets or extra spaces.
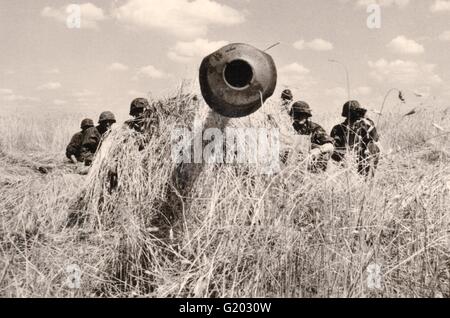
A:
130,98,150,115
98,111,116,123
281,89,293,102
80,118,94,129
289,101,312,118
342,100,366,117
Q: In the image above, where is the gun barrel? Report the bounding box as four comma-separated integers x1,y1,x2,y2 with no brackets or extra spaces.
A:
199,43,277,118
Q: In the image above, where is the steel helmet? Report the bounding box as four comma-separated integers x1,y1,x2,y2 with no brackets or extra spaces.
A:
342,100,366,117
281,89,293,102
130,98,150,116
98,111,116,123
80,118,94,129
289,101,312,118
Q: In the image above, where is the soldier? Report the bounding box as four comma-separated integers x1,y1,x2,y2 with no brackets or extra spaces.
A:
281,89,294,110
355,111,380,177
125,97,160,149
80,111,116,166
330,100,380,177
66,118,94,164
290,101,334,172
125,97,149,133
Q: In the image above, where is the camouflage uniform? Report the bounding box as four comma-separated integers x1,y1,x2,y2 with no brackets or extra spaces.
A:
66,118,94,162
125,98,149,133
80,111,116,166
66,132,84,161
125,98,159,150
330,119,356,162
330,101,380,176
353,117,380,176
281,89,293,107
290,101,334,172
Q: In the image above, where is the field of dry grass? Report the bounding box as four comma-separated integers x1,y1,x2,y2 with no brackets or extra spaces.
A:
0,92,449,298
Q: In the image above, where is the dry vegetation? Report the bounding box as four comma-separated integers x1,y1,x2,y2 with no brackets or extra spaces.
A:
0,91,449,298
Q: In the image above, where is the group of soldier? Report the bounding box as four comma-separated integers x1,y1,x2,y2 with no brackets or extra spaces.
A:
280,89,380,176
66,90,380,177
65,98,150,166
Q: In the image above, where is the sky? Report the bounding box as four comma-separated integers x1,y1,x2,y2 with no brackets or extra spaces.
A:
1,0,450,120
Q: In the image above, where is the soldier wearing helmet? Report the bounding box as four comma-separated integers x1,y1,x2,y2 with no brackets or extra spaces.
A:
331,101,363,162
289,101,334,172
97,111,117,135
125,97,161,150
330,100,380,176
281,89,293,108
125,98,150,133
66,118,94,164
80,111,117,166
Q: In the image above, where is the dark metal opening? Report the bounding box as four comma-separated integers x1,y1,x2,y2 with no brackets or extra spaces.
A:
223,60,253,89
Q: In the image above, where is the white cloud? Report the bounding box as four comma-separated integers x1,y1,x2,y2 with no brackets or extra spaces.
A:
278,63,316,89
37,82,62,90
355,0,411,8
430,0,450,12
113,0,245,39
73,89,95,97
53,99,67,105
168,38,229,63
326,86,372,98
41,3,106,29
387,36,424,55
325,87,346,97
368,59,442,86
355,86,373,95
293,40,305,50
279,63,311,75
307,39,334,51
136,65,170,79
2,95,39,102
0,88,13,95
108,62,129,71
0,89,39,103
128,90,147,96
45,68,60,74
439,30,450,41
293,38,334,51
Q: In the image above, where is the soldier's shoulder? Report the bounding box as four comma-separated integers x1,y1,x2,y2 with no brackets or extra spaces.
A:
356,117,375,128
310,121,326,133
71,131,83,139
84,126,101,136
84,126,97,132
331,121,346,130
365,117,376,125
330,124,340,131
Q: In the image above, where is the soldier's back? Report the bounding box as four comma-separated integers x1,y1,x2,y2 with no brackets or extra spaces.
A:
66,131,84,160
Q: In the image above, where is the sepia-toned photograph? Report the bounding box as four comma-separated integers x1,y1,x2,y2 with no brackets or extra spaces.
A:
0,0,449,302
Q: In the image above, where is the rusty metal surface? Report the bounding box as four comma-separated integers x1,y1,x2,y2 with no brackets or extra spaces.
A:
199,43,277,118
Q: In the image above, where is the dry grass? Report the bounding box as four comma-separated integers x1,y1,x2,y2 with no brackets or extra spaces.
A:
0,91,449,298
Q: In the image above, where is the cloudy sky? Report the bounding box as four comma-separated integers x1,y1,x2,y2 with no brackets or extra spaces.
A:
1,0,450,118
